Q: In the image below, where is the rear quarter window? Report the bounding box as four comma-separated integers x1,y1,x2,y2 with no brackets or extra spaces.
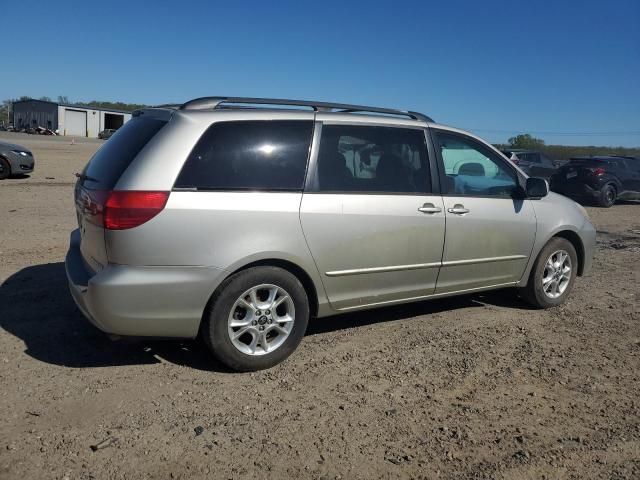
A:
175,120,314,191
82,117,167,190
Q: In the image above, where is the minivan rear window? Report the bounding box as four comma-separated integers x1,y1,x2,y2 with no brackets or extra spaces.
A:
174,120,313,191
81,117,167,190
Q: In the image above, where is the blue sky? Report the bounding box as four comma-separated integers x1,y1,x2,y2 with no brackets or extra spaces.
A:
3,0,639,146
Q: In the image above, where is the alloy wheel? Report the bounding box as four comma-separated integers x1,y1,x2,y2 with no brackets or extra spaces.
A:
227,284,295,355
541,250,572,299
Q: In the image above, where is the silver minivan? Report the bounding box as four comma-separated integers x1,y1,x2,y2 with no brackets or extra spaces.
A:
65,97,596,371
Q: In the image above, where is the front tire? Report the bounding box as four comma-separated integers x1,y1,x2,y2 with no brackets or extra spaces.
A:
597,184,616,208
0,157,11,179
520,237,578,309
201,266,309,371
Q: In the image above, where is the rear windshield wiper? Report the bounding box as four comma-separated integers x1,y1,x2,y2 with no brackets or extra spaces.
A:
75,172,99,183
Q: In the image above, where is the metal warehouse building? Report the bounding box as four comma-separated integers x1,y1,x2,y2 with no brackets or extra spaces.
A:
12,99,132,138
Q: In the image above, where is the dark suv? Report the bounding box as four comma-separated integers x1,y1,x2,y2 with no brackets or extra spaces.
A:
550,156,640,207
501,149,558,179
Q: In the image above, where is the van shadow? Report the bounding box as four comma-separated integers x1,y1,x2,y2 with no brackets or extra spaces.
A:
0,262,533,372
306,284,534,335
0,262,225,372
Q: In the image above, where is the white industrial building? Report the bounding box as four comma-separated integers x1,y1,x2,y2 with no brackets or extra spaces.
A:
12,99,133,138
56,105,132,138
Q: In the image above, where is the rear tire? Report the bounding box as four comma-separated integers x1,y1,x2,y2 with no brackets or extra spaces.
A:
596,184,616,208
201,266,309,371
520,237,578,309
0,157,10,179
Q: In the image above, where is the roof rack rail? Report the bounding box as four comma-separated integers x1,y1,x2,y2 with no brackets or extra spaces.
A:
178,96,434,122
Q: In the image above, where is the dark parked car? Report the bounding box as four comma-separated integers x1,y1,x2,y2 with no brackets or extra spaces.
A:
502,149,558,179
550,156,640,207
0,141,35,179
98,129,117,140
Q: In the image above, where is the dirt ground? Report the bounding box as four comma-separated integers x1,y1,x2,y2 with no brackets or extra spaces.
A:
0,132,638,480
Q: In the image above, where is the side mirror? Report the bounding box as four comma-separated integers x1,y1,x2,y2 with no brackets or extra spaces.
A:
525,177,549,198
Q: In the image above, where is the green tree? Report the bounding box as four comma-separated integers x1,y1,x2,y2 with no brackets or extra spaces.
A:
38,96,52,102
57,95,70,104
508,133,545,150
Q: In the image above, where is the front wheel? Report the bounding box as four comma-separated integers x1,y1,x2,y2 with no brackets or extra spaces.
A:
520,237,578,309
0,157,11,179
201,266,309,371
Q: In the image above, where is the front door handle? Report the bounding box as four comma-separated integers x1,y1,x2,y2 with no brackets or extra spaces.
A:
418,203,442,214
447,204,470,214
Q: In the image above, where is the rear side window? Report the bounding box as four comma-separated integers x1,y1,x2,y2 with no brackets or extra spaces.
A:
314,125,430,194
175,121,313,191
82,117,167,190
611,158,628,169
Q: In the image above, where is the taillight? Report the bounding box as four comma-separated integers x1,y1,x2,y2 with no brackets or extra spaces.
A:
587,167,606,177
103,191,169,230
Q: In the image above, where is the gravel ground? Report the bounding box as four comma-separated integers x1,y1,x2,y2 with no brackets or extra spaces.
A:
0,132,638,479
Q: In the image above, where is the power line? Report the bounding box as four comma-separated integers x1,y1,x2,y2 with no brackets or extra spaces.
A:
463,128,640,136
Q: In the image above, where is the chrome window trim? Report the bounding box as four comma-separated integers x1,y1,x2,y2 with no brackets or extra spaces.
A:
326,262,441,277
441,254,528,267
325,255,528,277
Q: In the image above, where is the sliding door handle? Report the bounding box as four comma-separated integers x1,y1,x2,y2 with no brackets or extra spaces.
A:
447,204,470,214
418,203,442,214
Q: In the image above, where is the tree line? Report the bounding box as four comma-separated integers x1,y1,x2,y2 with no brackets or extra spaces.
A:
496,133,640,160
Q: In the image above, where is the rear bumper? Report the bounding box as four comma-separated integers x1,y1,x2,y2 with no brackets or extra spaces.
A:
65,229,228,338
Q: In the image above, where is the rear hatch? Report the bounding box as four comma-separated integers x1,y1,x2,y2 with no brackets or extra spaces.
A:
74,115,168,273
554,158,610,184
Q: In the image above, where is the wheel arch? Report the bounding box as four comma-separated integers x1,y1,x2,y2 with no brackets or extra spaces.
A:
201,257,322,328
553,230,586,276
519,226,587,287
227,259,320,318
608,181,619,192
603,176,621,191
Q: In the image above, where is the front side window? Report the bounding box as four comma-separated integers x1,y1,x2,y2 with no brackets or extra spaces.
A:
315,125,430,194
435,132,518,197
175,121,313,191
